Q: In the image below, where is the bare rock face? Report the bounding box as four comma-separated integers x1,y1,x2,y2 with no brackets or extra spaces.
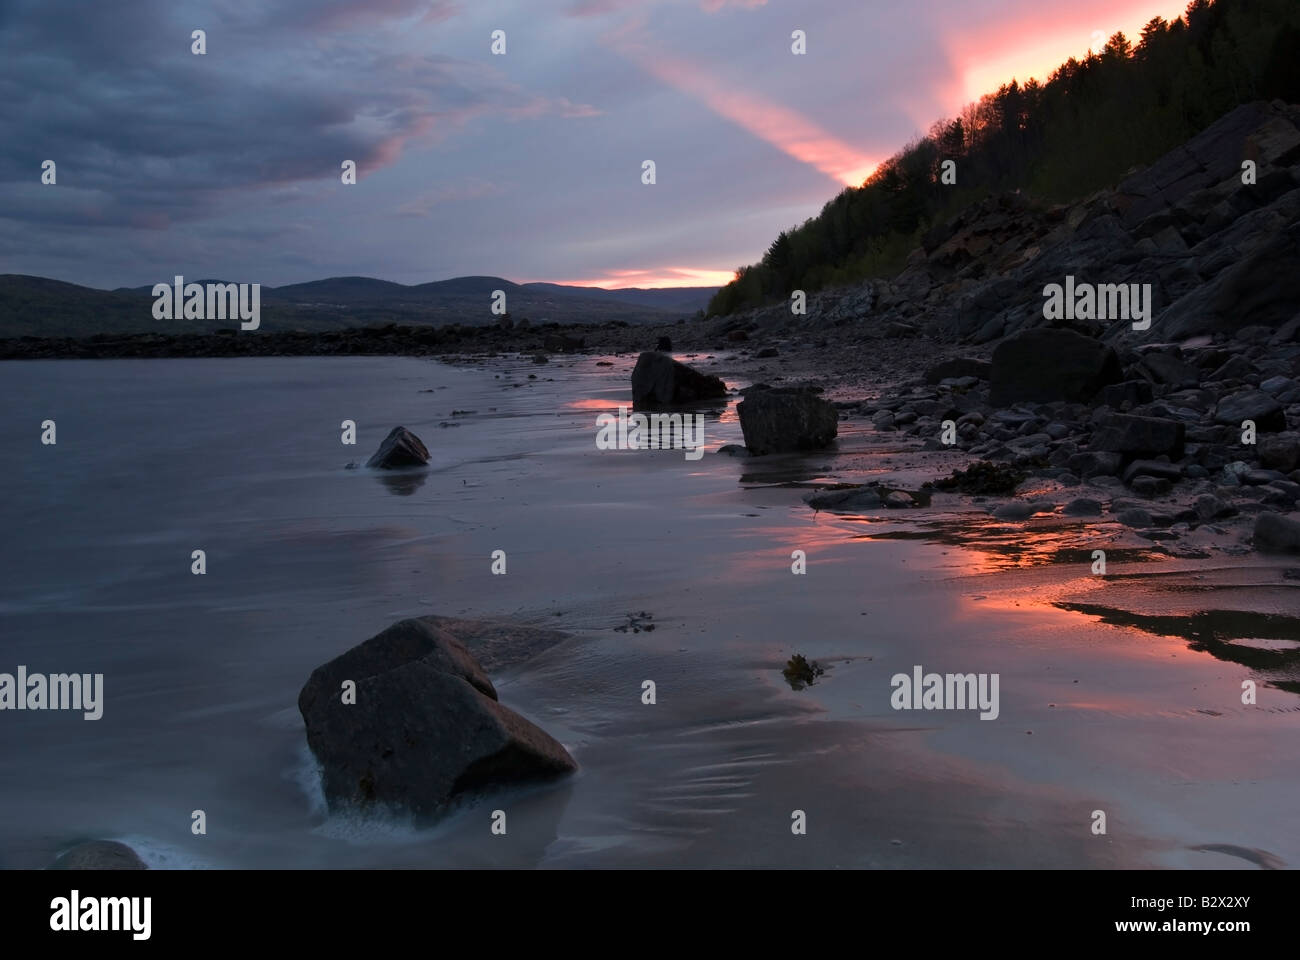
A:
365,426,430,469
630,351,727,409
298,617,576,820
736,385,838,455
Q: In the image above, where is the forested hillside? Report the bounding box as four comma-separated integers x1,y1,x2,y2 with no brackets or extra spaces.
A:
707,0,1300,316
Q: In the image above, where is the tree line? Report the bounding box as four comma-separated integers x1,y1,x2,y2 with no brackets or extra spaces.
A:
706,0,1300,317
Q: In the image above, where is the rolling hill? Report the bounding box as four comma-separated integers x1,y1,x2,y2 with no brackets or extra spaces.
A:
1,274,718,338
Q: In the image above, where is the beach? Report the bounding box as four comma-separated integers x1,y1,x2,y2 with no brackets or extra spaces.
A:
0,353,1296,869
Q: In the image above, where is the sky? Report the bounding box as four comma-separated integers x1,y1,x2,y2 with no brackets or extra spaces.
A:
0,0,1190,290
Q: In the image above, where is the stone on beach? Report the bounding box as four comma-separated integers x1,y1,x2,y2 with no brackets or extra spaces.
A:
365,426,430,469
630,351,727,409
298,617,576,819
736,385,838,455
1254,512,1300,554
49,840,147,870
988,329,1122,406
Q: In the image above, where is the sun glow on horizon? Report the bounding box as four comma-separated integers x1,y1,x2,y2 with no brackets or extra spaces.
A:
541,266,738,289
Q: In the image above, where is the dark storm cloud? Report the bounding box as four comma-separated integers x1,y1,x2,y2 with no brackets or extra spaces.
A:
0,0,582,229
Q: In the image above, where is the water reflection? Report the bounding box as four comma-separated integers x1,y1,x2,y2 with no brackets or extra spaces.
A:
374,469,428,496
1056,602,1300,693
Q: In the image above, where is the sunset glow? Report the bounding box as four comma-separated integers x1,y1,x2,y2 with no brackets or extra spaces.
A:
547,266,740,289
943,2,1193,106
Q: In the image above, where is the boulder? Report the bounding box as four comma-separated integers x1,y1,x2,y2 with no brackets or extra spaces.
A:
1137,352,1200,388
1214,390,1287,432
989,329,1122,406
805,486,882,510
924,358,992,384
1254,512,1300,554
1090,414,1185,459
1098,380,1153,410
630,351,727,410
1122,460,1183,484
736,387,838,455
365,426,430,469
1258,433,1300,472
1193,495,1235,521
1116,507,1153,528
1063,498,1103,516
993,500,1053,520
1207,354,1257,382
299,617,576,819
544,333,584,352
1066,450,1122,478
49,841,147,871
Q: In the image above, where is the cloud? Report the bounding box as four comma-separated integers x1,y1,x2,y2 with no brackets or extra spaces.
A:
569,0,766,16
0,0,593,229
395,178,505,217
603,18,876,187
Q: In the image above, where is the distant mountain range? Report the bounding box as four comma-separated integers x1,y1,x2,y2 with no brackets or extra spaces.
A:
0,274,720,338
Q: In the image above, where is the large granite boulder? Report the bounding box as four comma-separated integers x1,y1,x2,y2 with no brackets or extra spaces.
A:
630,351,727,409
299,617,576,819
989,329,1123,406
736,386,838,455
365,426,430,469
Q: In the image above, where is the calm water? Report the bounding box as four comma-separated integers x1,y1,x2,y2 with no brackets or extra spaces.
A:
1,355,1296,869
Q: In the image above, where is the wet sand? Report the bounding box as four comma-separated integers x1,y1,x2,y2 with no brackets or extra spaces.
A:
0,353,1295,869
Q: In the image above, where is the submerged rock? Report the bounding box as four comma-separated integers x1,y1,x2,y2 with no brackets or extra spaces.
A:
298,617,576,820
736,386,838,455
365,426,430,469
49,840,146,870
630,351,727,409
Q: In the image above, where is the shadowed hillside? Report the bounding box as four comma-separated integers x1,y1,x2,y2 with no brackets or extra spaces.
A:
0,274,718,338
708,0,1300,317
